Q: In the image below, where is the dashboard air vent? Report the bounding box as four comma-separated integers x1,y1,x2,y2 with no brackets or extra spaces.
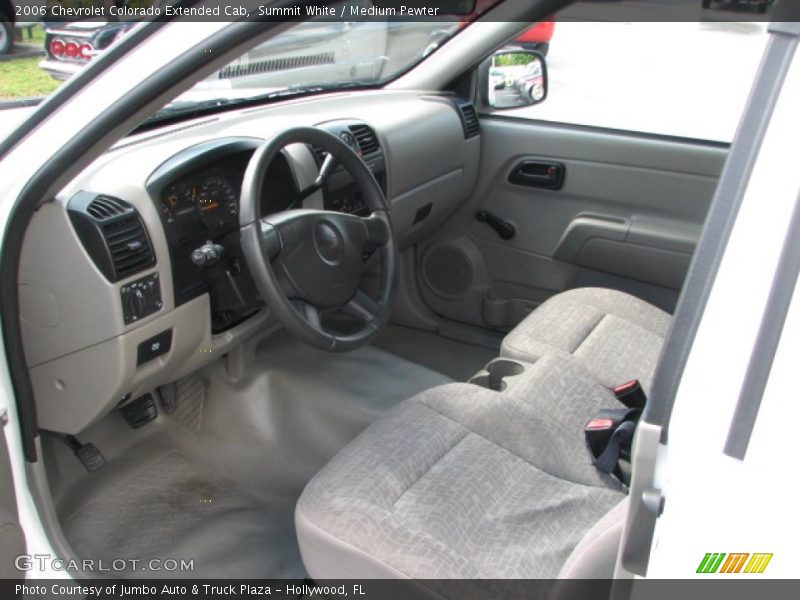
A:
86,195,128,220
68,191,156,283
310,145,327,165
456,102,480,139
103,217,155,279
349,124,380,155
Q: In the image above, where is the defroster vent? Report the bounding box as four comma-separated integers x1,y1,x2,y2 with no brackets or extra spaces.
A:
68,191,155,283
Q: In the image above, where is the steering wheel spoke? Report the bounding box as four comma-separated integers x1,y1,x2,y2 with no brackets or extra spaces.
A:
258,219,282,259
363,213,391,247
342,289,380,324
291,299,322,329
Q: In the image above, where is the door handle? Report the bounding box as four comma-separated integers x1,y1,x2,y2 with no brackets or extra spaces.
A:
509,160,565,190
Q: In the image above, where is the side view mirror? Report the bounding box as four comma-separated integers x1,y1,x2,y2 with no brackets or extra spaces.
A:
487,49,548,110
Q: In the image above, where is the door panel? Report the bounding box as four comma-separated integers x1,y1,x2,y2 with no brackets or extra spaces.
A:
419,118,727,330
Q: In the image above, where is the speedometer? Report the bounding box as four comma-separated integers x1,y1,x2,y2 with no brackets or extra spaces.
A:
197,175,238,230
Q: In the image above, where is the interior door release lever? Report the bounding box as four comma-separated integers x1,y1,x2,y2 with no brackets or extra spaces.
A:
476,211,515,240
509,160,565,190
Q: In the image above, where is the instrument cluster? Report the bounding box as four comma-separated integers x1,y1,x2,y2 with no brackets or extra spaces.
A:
161,170,241,233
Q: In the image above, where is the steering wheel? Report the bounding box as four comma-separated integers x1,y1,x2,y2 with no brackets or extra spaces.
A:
239,127,397,352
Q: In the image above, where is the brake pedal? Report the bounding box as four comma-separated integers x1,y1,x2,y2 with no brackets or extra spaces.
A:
59,435,106,473
119,393,158,429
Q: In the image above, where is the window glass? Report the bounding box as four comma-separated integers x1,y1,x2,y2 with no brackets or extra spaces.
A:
491,22,769,142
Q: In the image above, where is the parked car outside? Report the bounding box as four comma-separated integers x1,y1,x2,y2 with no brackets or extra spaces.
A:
40,21,135,80
701,0,774,13
513,21,555,55
513,57,545,102
0,0,15,55
489,66,506,90
473,0,554,54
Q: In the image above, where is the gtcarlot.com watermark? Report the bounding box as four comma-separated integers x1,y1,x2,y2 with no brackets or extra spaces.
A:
15,553,194,573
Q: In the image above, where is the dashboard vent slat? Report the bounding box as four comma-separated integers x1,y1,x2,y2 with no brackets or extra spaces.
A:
68,192,156,283
310,145,327,165
456,102,480,139
103,216,155,279
86,195,128,220
348,124,380,155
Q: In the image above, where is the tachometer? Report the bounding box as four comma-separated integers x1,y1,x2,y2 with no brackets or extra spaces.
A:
197,175,238,230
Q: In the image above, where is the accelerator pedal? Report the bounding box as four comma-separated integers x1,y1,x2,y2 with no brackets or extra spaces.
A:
158,375,205,432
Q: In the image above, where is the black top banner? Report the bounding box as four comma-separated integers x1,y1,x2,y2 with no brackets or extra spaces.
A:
9,0,800,23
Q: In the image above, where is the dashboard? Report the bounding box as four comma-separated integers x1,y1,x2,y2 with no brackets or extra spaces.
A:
19,90,480,434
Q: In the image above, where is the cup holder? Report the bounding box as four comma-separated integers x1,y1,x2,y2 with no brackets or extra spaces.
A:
470,359,525,392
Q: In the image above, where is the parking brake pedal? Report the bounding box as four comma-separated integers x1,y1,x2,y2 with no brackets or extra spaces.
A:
59,435,106,473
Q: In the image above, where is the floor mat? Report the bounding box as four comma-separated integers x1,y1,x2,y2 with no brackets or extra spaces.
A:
62,451,302,578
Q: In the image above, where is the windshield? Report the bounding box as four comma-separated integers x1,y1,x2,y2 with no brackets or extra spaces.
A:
177,13,461,104
0,0,476,124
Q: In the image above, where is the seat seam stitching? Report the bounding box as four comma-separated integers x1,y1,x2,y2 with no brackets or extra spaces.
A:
570,312,607,354
389,428,471,510
582,298,670,336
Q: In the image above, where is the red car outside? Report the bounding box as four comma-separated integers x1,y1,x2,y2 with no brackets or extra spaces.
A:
513,21,555,56
471,0,555,55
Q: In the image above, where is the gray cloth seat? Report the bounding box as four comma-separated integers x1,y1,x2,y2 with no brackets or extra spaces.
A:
295,355,628,587
501,287,671,393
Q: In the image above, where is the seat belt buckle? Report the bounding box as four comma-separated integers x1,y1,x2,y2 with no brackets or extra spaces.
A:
584,409,627,458
612,379,647,409
584,408,640,476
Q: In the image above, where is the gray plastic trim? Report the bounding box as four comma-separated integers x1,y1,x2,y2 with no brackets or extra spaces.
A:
553,214,629,261
554,215,700,291
724,189,800,459
769,22,800,37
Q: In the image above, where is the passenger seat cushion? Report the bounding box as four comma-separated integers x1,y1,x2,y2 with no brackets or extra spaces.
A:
501,288,671,391
296,383,624,581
